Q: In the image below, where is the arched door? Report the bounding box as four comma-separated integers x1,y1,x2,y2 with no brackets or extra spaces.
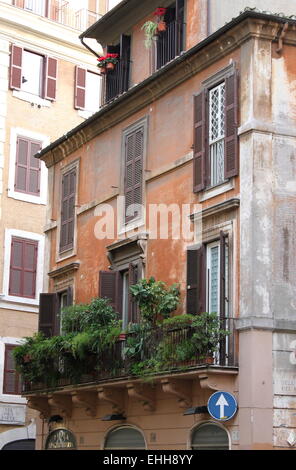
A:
191,423,229,450
104,426,146,450
2,439,35,450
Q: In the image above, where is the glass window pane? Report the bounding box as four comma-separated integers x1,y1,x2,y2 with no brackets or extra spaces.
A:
192,423,229,450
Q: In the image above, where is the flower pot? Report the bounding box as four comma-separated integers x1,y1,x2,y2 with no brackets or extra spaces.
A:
157,21,167,32
118,333,126,341
106,62,115,71
99,66,107,75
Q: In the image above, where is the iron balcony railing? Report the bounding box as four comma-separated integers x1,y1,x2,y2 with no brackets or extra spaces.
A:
23,318,238,393
156,20,185,69
102,58,131,105
12,0,101,31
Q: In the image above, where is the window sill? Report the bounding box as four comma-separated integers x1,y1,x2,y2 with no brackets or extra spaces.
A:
7,189,46,205
12,90,52,108
0,295,38,306
198,179,234,202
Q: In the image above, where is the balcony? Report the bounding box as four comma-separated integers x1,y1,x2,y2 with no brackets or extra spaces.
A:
101,58,131,104
155,20,185,69
12,0,101,31
22,318,237,394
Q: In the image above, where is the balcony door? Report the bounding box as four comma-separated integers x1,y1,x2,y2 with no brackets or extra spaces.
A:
156,0,185,69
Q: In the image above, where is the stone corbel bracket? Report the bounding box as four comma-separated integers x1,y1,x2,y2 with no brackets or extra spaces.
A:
71,391,97,417
161,379,192,408
27,397,51,420
48,394,72,418
127,383,155,411
97,387,124,414
198,372,236,391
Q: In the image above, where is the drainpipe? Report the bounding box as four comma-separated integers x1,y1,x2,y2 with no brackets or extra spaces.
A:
80,36,101,58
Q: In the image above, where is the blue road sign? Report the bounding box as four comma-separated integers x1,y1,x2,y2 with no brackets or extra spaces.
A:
207,391,238,421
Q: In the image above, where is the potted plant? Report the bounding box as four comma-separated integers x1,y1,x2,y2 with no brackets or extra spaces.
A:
141,20,159,49
154,7,167,32
105,53,119,71
97,56,107,74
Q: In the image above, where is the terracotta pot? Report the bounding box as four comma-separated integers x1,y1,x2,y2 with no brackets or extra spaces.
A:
99,66,107,75
157,21,167,32
106,62,115,70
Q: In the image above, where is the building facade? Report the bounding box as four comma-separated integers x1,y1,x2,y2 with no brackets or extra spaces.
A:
0,0,111,450
19,0,296,450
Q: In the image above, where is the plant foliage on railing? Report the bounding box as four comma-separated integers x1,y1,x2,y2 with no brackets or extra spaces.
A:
13,298,121,387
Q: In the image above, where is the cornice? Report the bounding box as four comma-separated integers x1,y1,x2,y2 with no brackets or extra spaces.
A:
48,262,80,279
39,15,296,168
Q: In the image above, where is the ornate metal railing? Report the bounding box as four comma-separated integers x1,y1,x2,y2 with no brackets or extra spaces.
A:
12,0,101,31
23,318,237,393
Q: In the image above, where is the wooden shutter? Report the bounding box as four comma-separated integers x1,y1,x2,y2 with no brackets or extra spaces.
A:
66,286,73,306
74,66,86,109
186,245,206,314
60,169,76,252
219,231,228,319
120,35,131,94
99,271,117,310
128,262,140,323
10,44,23,90
193,90,208,193
224,70,239,178
44,57,57,101
39,293,59,338
9,237,38,298
15,137,41,195
3,345,21,395
124,127,144,223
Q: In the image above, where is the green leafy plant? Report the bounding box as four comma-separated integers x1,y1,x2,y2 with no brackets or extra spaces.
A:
13,298,121,388
129,277,180,325
141,21,158,48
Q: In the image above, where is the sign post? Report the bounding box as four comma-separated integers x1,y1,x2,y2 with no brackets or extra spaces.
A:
207,391,238,421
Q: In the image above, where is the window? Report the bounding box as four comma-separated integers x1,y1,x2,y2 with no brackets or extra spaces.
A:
23,0,46,16
9,237,38,299
104,35,131,104
104,426,146,450
99,263,140,325
124,126,144,224
186,231,229,317
10,44,57,101
74,67,101,114
15,136,41,195
193,68,239,193
156,0,185,70
60,168,77,253
3,345,22,395
191,423,229,450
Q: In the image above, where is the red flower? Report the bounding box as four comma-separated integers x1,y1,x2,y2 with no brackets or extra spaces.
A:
154,7,167,16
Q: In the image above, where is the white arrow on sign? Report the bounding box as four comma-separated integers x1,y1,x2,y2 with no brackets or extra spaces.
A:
215,393,229,419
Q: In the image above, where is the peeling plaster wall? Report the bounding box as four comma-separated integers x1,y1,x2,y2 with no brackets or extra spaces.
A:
239,34,296,448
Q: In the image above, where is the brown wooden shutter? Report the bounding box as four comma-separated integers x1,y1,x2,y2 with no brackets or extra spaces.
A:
15,137,41,195
186,245,206,314
74,66,86,109
39,293,59,338
193,90,208,192
60,169,76,252
3,345,21,395
10,44,23,90
224,70,239,178
44,56,57,101
99,270,118,310
220,231,227,319
124,128,144,223
128,262,139,323
9,237,38,298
